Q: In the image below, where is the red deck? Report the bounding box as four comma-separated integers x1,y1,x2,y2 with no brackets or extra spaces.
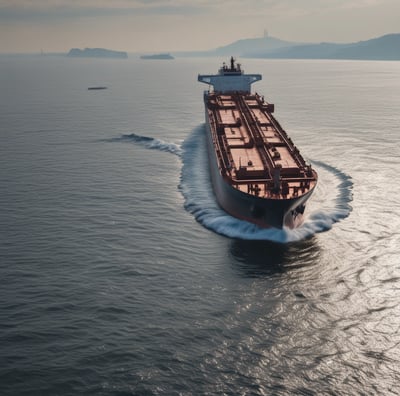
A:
206,92,317,200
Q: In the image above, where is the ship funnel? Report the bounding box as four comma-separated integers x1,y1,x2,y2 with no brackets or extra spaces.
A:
230,56,235,70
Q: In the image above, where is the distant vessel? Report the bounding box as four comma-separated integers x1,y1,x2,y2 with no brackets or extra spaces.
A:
140,53,174,60
88,86,107,90
198,57,318,229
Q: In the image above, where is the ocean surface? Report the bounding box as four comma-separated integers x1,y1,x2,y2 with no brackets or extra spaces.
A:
1,54,400,395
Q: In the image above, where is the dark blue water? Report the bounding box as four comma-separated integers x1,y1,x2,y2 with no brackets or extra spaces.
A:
1,55,400,395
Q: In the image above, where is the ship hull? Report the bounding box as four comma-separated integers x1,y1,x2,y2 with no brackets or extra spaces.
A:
198,58,317,229
204,113,315,229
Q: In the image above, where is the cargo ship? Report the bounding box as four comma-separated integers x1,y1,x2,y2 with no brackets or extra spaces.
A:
198,57,317,229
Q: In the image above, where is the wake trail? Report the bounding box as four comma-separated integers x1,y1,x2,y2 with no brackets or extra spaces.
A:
106,132,182,157
180,126,353,242
110,127,353,242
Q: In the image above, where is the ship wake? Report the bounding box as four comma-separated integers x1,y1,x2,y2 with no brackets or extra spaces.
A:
106,132,182,156
114,127,353,243
180,126,353,243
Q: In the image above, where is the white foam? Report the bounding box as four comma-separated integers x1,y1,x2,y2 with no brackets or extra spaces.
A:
119,127,353,242
118,133,182,157
180,126,353,242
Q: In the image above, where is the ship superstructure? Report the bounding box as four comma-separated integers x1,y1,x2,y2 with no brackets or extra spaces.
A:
198,57,317,229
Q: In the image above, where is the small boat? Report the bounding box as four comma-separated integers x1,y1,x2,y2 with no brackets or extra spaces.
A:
88,86,107,90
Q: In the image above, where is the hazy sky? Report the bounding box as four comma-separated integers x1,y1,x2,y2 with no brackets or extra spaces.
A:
0,0,399,53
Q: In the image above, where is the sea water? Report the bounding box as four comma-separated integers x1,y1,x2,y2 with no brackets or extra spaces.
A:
1,55,400,395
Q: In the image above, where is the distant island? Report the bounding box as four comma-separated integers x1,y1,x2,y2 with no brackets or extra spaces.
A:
174,33,400,61
67,48,128,59
251,33,400,61
140,53,174,60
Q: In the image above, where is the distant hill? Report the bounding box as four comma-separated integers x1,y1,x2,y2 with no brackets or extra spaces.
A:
253,42,351,59
173,35,301,57
213,36,301,57
174,33,400,61
334,34,400,60
248,33,400,60
67,48,128,59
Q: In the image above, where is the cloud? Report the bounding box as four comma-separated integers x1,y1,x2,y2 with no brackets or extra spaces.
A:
1,0,398,52
0,0,394,14
338,0,390,9
0,0,337,21
0,0,209,21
